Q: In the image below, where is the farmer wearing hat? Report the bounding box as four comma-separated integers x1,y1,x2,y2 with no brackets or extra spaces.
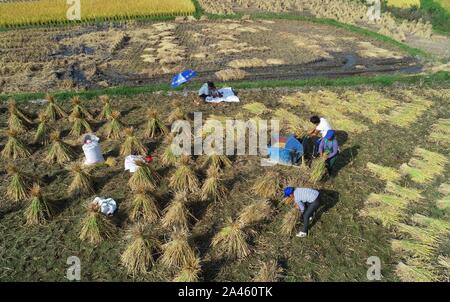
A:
319,130,339,175
283,187,320,238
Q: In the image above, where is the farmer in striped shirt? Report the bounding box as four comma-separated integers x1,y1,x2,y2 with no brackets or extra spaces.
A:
283,187,320,238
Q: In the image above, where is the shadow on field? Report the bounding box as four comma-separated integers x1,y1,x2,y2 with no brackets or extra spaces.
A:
331,145,360,177
0,204,22,219
310,189,340,229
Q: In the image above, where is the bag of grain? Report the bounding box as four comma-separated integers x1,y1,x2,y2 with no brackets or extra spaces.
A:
82,134,104,165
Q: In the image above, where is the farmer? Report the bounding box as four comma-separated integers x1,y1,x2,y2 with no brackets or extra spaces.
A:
198,81,223,101
283,187,320,238
319,130,339,175
308,115,332,157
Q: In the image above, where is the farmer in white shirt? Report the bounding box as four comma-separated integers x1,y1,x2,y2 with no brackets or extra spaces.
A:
283,187,320,238
198,81,222,101
308,115,332,157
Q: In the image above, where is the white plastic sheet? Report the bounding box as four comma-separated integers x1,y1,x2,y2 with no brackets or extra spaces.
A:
124,155,144,173
92,197,117,216
205,87,240,103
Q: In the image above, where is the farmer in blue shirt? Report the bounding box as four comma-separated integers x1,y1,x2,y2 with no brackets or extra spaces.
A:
283,187,320,238
318,130,339,175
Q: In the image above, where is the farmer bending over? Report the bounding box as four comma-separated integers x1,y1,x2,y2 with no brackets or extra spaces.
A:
319,130,339,175
283,187,320,238
308,115,332,156
198,81,223,101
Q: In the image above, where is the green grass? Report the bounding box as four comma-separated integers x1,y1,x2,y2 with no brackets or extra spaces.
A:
2,72,449,103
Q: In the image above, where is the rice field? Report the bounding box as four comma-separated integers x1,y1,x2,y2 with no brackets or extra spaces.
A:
387,0,421,8
0,83,449,281
0,0,196,27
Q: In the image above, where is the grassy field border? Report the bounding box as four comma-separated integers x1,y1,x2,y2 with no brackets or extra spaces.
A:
1,72,448,102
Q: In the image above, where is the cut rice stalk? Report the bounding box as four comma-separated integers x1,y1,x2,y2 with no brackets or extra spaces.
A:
66,163,94,195
243,102,269,115
253,260,283,282
144,109,168,139
359,204,403,227
211,218,250,259
45,95,67,121
169,156,200,193
121,224,160,275
437,196,450,211
160,232,196,269
34,113,51,145
79,203,115,244
167,105,188,125
6,164,30,203
366,193,409,209
128,160,158,192
104,111,123,140
385,182,422,202
129,190,160,224
120,127,148,156
252,172,281,199
310,159,327,184
8,112,27,133
200,153,232,171
173,256,201,282
98,95,113,120
70,96,93,120
280,207,299,237
438,182,450,195
161,134,179,166
201,167,228,202
24,184,52,225
366,163,402,182
391,239,434,259
1,130,31,160
429,119,450,146
395,262,437,282
8,99,32,124
237,200,272,228
410,214,450,235
69,111,93,137
45,131,75,164
396,223,439,246
437,255,450,270
161,191,190,232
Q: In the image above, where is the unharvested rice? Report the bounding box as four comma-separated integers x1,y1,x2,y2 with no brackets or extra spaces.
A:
0,0,196,27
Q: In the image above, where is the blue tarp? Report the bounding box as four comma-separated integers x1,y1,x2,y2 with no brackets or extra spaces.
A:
267,135,304,165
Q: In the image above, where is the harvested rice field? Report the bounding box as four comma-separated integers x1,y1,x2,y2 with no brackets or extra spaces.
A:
0,83,449,281
0,19,420,94
198,0,450,59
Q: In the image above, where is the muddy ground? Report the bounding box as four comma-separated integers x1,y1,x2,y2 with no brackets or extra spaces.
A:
0,18,420,94
0,84,448,281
